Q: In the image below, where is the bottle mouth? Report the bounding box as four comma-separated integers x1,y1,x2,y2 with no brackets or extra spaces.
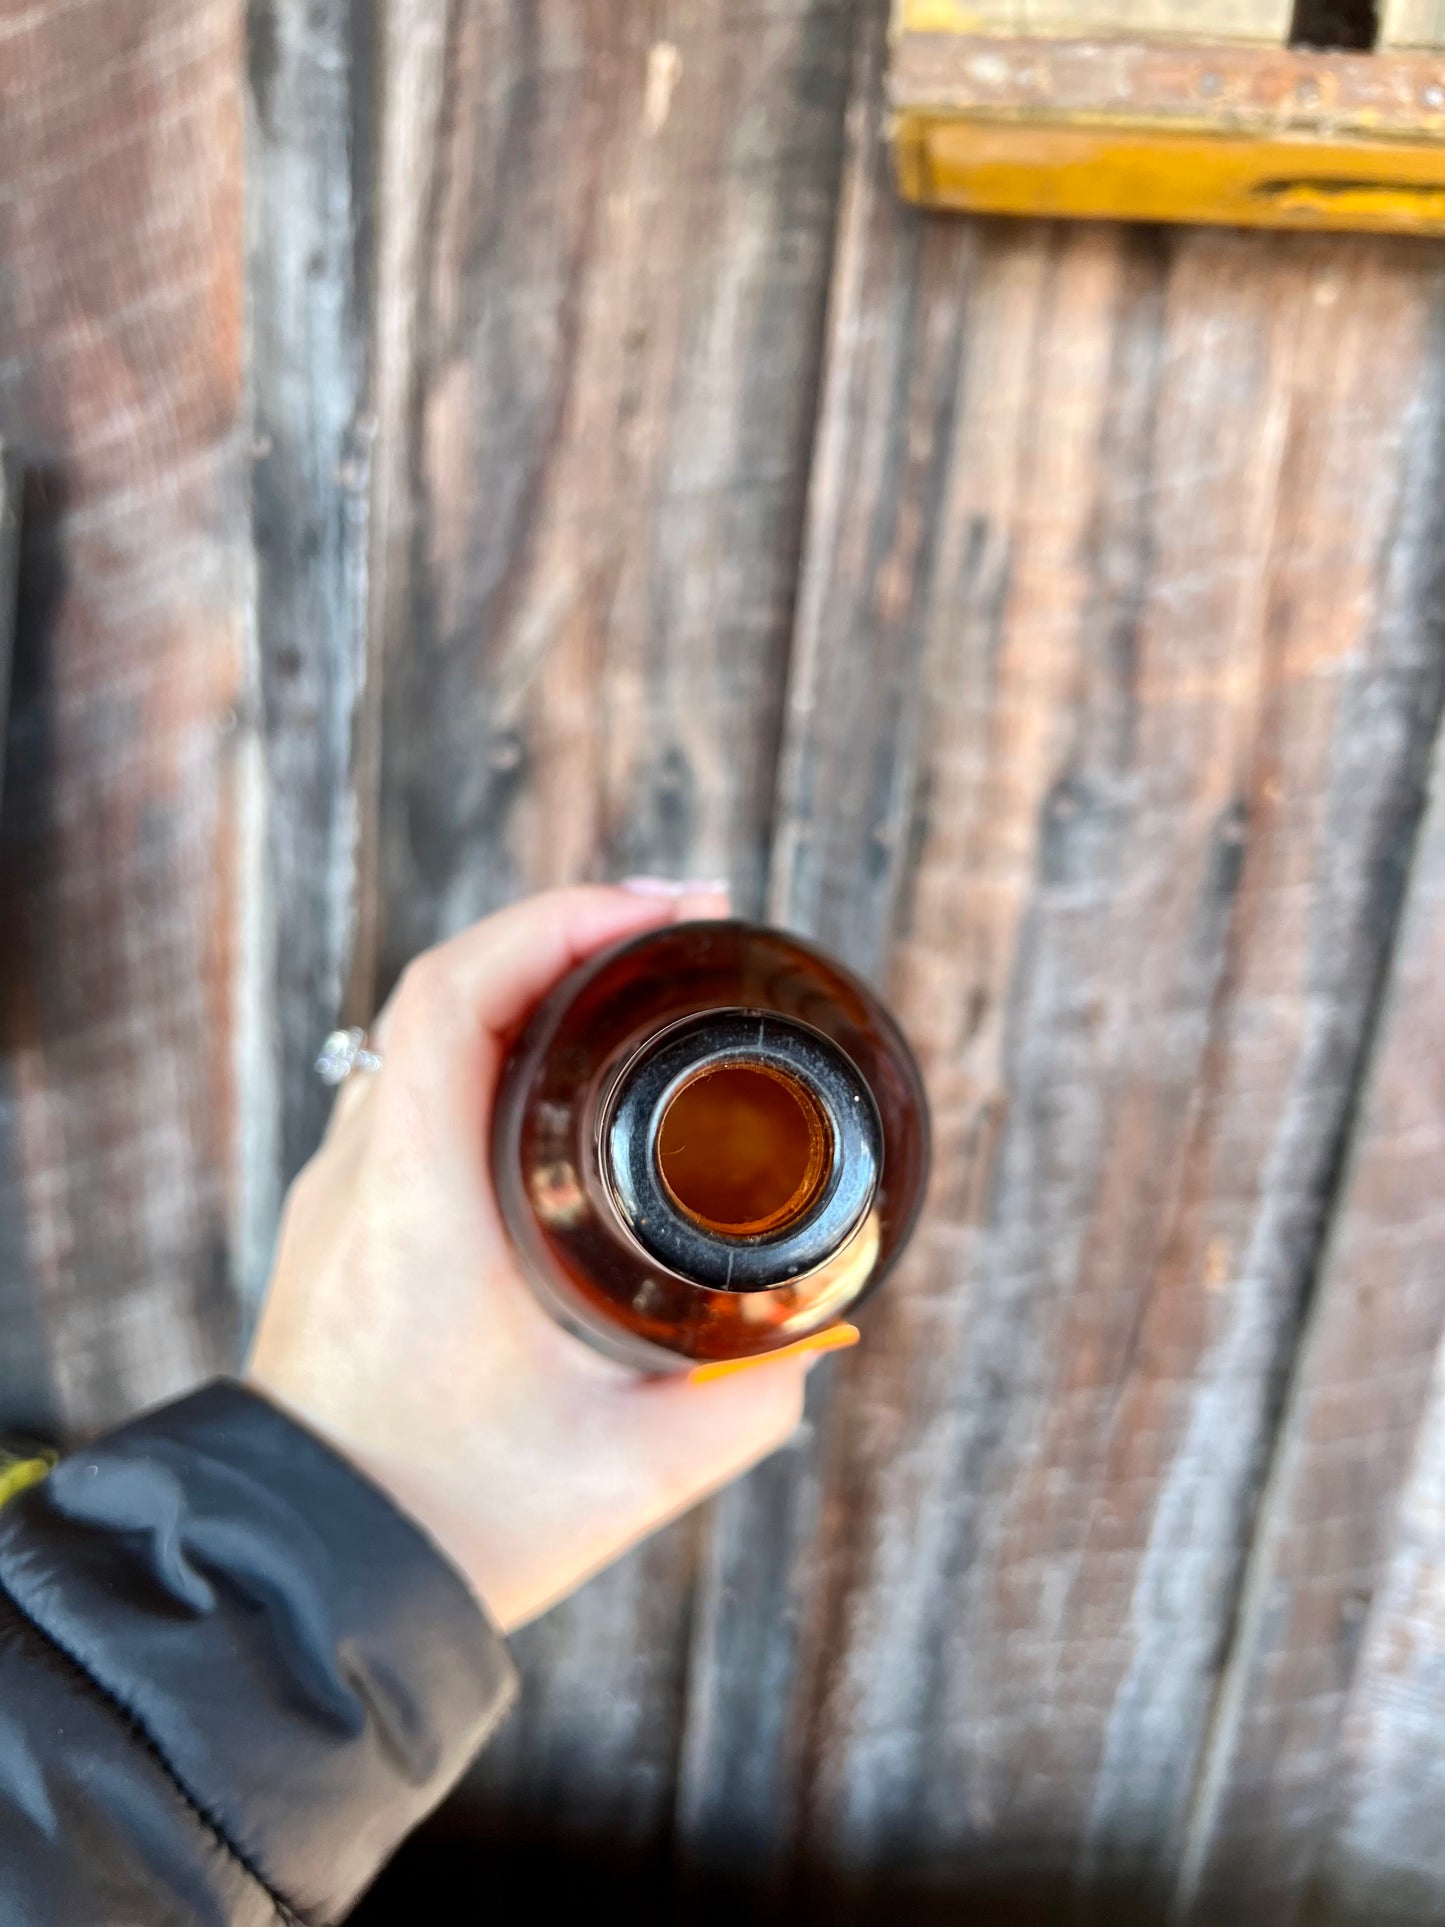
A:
656,1059,834,1239
602,1011,882,1292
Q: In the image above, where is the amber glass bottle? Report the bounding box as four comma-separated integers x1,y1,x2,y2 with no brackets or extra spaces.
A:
492,921,930,1371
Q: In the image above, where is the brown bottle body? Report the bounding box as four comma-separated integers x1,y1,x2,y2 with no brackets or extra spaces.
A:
492,920,930,1371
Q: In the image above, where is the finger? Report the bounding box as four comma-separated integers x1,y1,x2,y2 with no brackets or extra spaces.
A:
668,884,729,922
388,879,736,1071
346,891,662,1118
361,989,402,1058
361,882,737,1156
618,1355,811,1517
503,1356,810,1631
371,880,732,1059
323,1058,382,1137
633,1350,810,1460
412,888,675,1036
688,1322,860,1383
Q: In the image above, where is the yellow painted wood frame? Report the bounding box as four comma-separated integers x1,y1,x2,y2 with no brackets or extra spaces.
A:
891,21,1445,232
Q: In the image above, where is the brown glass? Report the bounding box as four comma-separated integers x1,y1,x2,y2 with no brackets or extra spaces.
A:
492,920,930,1371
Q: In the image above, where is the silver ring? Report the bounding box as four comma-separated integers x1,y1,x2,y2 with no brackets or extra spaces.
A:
315,1027,384,1086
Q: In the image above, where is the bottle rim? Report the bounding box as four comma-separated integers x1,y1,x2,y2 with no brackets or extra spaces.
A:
599,1008,883,1293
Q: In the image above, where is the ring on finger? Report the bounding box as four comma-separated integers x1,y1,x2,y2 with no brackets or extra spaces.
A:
315,1027,384,1086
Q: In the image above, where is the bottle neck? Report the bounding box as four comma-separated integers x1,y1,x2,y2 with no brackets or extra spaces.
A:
601,1011,882,1293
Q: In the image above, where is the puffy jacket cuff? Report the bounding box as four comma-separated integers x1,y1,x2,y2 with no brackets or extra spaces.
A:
0,1379,516,1924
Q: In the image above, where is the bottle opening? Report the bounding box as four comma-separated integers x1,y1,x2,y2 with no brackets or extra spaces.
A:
603,1010,880,1290
656,1061,832,1239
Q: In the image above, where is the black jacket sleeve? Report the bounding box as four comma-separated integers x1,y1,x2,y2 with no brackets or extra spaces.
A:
0,1381,517,1925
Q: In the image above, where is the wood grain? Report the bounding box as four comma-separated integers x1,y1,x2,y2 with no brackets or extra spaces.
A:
673,4,1445,1917
243,0,379,1296
0,423,52,1442
1313,1342,1445,1924
354,0,860,1883
1179,501,1445,1923
0,0,249,1436
1381,0,1445,46
9,0,1445,1916
0,443,18,811
889,34,1445,135
369,0,857,979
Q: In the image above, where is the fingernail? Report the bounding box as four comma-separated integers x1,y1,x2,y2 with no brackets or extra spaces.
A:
620,876,730,899
688,1324,860,1385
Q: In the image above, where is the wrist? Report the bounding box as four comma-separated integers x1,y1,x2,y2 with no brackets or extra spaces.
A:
242,1365,514,1626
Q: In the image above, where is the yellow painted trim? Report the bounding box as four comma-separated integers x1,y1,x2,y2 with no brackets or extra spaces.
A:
897,0,1017,28
893,0,1293,38
896,113,1445,231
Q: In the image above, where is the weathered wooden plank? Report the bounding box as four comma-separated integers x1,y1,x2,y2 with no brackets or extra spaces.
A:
1310,1343,1445,1924
242,0,379,1302
1178,535,1445,1925
895,0,1294,41
369,0,857,978
890,34,1445,137
349,0,859,1890
1381,0,1445,47
678,1,1445,1915
0,440,47,1437
0,0,250,1436
889,35,1445,233
0,444,18,809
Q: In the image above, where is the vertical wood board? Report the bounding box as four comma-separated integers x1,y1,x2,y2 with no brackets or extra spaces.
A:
1312,1342,1445,1924
371,0,857,983
0,0,250,1435
354,0,860,1888
0,444,18,808
677,4,1445,1916
244,0,380,1303
1178,489,1445,1923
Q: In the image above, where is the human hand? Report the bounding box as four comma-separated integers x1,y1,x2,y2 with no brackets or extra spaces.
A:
245,885,819,1632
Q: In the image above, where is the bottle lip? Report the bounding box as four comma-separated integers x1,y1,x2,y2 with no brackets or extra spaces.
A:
600,1009,883,1293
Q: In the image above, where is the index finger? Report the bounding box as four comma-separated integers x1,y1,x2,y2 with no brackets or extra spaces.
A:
325,883,732,1139
377,882,730,1093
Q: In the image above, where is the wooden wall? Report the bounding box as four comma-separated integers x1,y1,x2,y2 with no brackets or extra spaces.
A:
4,2,1445,1921
0,0,249,1436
